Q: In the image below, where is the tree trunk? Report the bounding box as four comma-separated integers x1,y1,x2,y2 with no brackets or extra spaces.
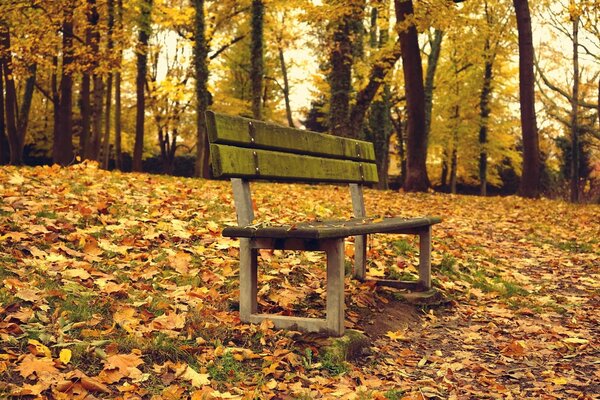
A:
424,29,443,144
440,150,448,189
102,0,115,169
133,0,153,172
53,4,75,166
0,24,21,165
479,39,493,197
395,0,430,191
450,143,458,194
368,6,393,190
513,0,540,198
115,0,123,170
329,5,355,138
279,47,294,127
80,76,91,157
569,14,579,203
250,0,264,120
193,0,210,178
91,76,104,161
103,75,112,169
0,57,5,164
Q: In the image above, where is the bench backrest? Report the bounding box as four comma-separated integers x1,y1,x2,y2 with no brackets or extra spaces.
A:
206,111,379,184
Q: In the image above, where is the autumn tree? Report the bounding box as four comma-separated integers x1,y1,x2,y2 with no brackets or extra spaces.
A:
513,0,540,197
250,0,264,120
133,0,153,172
395,0,429,191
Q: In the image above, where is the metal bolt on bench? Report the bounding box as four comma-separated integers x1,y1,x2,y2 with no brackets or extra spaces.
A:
206,111,441,336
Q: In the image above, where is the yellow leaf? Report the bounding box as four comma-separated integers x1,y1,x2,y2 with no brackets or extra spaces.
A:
27,339,51,358
59,349,72,364
546,376,569,385
386,330,409,341
181,366,210,387
562,337,589,344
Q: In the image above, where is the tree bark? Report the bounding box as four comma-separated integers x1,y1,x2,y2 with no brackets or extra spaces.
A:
513,0,540,198
479,39,493,197
329,5,355,138
569,14,579,203
133,0,153,172
424,29,443,144
395,0,430,191
53,4,75,166
0,57,5,164
80,75,91,157
193,0,210,178
0,24,21,165
102,0,115,169
250,0,264,120
279,47,294,127
115,0,123,170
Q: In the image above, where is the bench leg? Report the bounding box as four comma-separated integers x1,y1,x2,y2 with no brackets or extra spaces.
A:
239,238,258,321
418,227,432,290
324,239,345,336
353,235,367,281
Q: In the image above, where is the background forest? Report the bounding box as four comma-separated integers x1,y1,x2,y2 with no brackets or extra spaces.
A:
0,0,598,201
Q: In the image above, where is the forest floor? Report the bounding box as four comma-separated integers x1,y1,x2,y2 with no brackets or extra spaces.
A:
0,162,598,399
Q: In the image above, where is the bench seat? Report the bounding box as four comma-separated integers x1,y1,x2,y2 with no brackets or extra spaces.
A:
223,216,441,240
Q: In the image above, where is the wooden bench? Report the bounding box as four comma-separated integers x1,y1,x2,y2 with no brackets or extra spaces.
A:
206,111,441,336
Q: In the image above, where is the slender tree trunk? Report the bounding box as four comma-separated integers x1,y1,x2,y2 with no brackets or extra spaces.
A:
329,4,356,138
0,58,5,164
479,39,493,197
102,0,115,169
569,14,579,203
80,76,91,156
368,6,393,190
450,143,458,194
279,47,294,127
396,0,430,191
115,0,123,170
53,4,75,166
1,24,20,165
440,150,448,189
193,0,210,178
424,29,443,143
103,75,112,168
250,0,264,120
513,0,540,198
133,0,153,172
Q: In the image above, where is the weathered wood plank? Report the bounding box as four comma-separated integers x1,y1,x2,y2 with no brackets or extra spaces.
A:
206,111,376,161
246,314,329,333
349,184,367,281
373,279,426,291
223,216,442,240
324,239,345,336
418,226,432,290
211,144,378,183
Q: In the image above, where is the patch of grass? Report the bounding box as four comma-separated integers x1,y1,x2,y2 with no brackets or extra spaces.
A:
391,239,415,255
319,348,348,376
387,268,417,281
468,273,529,299
208,351,243,382
0,255,19,266
70,182,88,195
384,389,406,400
35,208,58,219
554,240,593,253
0,264,19,280
54,294,111,325
145,333,197,366
437,254,457,275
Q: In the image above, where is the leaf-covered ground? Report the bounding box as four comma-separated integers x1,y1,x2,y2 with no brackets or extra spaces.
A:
0,163,598,399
